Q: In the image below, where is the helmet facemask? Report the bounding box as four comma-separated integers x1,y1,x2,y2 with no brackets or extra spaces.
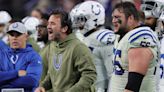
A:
141,0,163,18
70,1,105,35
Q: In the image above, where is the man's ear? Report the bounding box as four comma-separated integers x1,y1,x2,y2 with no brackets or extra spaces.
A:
25,33,29,39
128,15,134,23
127,15,135,26
62,26,68,33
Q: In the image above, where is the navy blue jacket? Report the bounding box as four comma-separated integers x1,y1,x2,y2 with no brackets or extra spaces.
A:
0,41,42,92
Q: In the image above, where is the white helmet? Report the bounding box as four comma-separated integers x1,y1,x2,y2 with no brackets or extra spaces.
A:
70,3,81,29
141,0,164,18
0,11,12,24
159,3,164,21
70,1,105,34
22,16,40,34
156,6,164,39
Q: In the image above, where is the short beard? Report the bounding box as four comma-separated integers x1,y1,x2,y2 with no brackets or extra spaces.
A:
115,27,127,40
37,38,43,41
37,36,48,44
54,32,61,42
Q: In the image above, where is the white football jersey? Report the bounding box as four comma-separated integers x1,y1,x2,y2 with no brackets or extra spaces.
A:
82,28,115,90
74,29,86,44
159,37,164,92
110,26,160,92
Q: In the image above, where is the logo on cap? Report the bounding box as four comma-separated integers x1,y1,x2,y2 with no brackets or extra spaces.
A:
12,23,18,28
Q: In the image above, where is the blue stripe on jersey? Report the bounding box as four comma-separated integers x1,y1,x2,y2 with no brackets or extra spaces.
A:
96,31,108,39
128,30,157,41
113,48,116,54
97,30,113,38
99,32,113,41
129,33,156,43
161,54,164,59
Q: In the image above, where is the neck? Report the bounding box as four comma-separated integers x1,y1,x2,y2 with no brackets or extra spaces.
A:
43,39,48,44
57,33,68,42
128,21,140,32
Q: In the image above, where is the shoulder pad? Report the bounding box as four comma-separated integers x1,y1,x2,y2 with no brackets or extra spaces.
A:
96,29,115,45
128,28,158,47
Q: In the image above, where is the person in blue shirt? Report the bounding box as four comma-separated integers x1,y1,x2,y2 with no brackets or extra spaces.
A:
0,22,42,92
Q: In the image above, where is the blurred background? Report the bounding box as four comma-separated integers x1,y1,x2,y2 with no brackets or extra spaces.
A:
0,0,142,27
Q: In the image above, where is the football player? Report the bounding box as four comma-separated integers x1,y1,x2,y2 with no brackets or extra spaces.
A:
110,2,160,92
70,1,115,92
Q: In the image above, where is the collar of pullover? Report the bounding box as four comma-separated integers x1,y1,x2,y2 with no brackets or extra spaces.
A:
56,33,76,48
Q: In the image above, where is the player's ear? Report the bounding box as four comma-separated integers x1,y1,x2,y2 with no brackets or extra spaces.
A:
127,15,135,26
61,26,68,33
24,33,29,41
129,15,135,22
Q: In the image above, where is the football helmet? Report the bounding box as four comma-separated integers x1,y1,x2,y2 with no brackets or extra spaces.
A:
0,11,12,24
156,10,164,39
159,8,164,21
141,0,164,18
22,16,40,35
155,1,164,39
70,3,81,30
70,1,105,34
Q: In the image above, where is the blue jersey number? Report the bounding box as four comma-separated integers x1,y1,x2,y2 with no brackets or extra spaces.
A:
160,64,164,79
113,49,124,75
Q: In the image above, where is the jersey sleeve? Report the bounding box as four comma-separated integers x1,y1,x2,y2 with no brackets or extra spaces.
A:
160,38,164,78
160,38,164,54
128,30,158,48
0,70,18,86
96,29,115,45
7,53,42,88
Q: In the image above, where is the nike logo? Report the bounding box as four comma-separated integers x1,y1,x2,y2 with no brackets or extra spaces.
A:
143,37,149,39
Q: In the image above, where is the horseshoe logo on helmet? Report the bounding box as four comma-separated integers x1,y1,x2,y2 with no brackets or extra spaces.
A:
91,4,101,15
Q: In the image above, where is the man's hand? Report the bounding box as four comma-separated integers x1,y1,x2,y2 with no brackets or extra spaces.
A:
18,70,26,77
34,87,45,92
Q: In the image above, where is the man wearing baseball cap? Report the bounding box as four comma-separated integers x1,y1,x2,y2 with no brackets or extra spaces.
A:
0,22,42,92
